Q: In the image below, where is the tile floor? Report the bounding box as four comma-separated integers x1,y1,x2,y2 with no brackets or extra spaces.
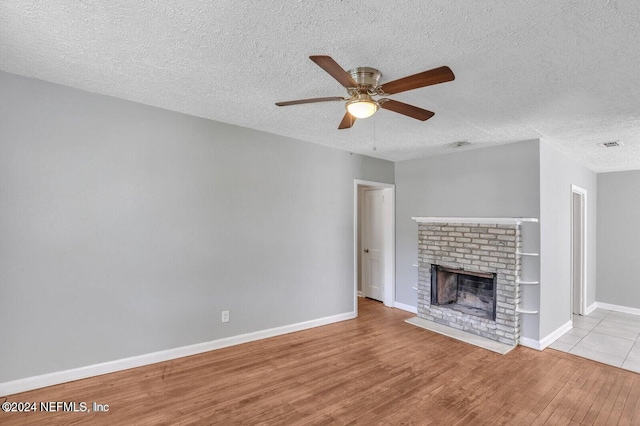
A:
548,308,640,373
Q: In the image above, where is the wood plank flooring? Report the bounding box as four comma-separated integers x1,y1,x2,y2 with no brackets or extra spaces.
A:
1,298,639,425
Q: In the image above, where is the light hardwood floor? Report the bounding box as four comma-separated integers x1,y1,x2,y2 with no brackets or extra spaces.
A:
2,298,639,425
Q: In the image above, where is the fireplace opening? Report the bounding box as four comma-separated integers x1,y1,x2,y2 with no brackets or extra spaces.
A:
430,265,497,320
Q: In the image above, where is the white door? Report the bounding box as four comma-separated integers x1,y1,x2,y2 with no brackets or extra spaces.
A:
363,189,385,301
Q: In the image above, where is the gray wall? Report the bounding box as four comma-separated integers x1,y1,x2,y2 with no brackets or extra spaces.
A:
0,71,394,383
538,141,597,338
596,170,640,308
394,140,541,340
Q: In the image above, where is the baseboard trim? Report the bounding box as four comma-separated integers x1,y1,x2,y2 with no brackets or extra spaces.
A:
596,302,640,316
520,320,573,351
539,320,573,350
0,311,355,396
394,301,417,314
585,302,598,315
519,337,542,350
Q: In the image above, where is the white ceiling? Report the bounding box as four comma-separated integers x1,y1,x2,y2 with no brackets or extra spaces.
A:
1,1,639,172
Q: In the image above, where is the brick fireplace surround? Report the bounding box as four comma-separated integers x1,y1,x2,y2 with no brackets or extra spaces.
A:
413,217,535,347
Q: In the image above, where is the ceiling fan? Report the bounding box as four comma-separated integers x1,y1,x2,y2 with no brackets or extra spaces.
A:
275,55,455,129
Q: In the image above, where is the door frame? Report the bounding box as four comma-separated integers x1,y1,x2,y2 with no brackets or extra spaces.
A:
570,184,587,316
353,180,395,315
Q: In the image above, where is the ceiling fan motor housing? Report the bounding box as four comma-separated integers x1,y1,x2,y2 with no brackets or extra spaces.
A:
348,67,382,88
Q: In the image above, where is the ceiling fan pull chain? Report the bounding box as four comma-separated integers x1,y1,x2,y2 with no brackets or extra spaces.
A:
373,115,377,152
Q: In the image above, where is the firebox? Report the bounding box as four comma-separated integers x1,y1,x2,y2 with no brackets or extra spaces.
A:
430,265,497,320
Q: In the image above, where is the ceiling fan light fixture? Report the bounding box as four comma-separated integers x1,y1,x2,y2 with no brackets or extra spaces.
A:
346,94,379,119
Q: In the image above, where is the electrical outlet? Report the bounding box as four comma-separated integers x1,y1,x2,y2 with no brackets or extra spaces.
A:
221,310,229,323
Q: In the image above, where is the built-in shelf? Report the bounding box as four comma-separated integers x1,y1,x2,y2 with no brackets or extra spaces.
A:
516,307,539,314
516,252,539,257
516,279,539,285
412,263,418,268
412,216,538,225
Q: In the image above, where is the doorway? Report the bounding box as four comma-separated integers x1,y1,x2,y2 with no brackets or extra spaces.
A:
354,180,395,314
571,185,587,316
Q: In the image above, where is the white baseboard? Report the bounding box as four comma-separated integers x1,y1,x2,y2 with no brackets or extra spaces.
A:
0,311,355,396
585,302,598,315
357,291,363,298
596,302,640,316
520,320,572,351
519,337,542,350
394,301,417,314
539,320,573,349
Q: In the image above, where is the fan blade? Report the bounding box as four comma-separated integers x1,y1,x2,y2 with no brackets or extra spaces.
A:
379,66,454,95
379,99,435,121
275,97,346,107
310,55,358,88
338,112,355,129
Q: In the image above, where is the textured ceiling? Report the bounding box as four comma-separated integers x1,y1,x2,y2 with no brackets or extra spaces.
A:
1,1,639,172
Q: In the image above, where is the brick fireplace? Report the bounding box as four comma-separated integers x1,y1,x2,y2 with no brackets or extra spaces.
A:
413,217,528,347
